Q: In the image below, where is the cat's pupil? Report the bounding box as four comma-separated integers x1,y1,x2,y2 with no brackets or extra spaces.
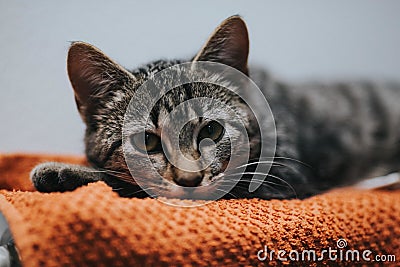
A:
144,134,151,145
205,125,214,135
145,133,161,152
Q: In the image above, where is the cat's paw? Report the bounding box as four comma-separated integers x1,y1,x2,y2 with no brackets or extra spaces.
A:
30,162,91,192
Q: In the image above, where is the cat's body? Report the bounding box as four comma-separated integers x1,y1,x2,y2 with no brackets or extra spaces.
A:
251,69,400,196
31,16,400,200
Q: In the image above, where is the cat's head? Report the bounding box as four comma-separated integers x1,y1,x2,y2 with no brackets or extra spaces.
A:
67,16,262,199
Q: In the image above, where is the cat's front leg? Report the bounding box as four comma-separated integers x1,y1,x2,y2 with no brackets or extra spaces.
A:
30,162,104,193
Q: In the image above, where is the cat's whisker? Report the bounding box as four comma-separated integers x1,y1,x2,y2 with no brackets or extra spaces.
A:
232,178,291,189
110,174,136,184
224,171,270,178
231,160,275,170
85,167,136,182
78,170,109,174
221,179,280,191
214,188,239,199
229,161,306,179
234,180,289,199
112,187,129,192
266,174,297,198
219,184,250,194
120,186,155,197
93,168,136,183
221,171,297,198
253,156,312,169
97,168,130,175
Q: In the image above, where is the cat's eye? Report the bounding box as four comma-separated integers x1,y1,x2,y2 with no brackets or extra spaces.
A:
131,133,162,154
198,121,225,144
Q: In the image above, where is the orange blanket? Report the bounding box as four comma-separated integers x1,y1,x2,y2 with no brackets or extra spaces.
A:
0,153,398,266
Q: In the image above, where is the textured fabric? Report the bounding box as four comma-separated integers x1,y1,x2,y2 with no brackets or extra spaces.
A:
0,153,399,266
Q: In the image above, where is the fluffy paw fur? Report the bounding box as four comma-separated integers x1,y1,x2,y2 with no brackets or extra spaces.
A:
30,162,100,192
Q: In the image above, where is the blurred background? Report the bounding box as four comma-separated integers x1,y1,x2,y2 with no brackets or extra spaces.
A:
1,0,399,154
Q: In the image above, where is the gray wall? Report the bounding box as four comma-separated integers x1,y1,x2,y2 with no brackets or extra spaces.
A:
1,1,399,154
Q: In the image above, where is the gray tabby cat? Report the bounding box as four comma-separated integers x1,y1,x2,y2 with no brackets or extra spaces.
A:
31,16,400,199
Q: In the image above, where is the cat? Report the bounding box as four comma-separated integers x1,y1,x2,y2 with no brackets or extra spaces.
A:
31,16,400,200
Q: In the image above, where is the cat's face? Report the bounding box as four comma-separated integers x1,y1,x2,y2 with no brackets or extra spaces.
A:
67,16,261,199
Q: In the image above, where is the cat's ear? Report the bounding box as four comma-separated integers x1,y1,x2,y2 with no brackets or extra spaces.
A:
193,16,249,75
67,42,133,121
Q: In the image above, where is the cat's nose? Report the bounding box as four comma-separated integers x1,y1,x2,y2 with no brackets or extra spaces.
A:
175,175,203,187
173,172,203,187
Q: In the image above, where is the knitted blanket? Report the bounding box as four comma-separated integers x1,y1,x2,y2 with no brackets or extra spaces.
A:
0,153,398,266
